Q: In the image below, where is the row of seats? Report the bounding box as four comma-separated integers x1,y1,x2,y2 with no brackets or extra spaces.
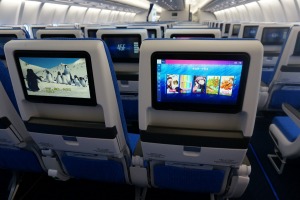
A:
0,38,263,199
1,24,299,113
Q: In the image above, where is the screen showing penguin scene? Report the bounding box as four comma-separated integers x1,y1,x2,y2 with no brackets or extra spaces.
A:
102,34,141,63
15,51,96,105
151,52,250,113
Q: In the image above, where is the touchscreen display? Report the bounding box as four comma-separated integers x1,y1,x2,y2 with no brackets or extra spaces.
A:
15,51,96,105
151,52,250,113
261,27,289,45
102,34,141,63
243,26,258,38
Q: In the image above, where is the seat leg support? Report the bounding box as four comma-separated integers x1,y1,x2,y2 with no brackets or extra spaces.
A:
135,187,147,200
7,171,20,200
268,151,286,174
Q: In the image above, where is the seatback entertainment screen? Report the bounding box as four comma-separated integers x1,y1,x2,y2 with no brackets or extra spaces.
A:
14,50,96,105
102,34,141,63
243,26,258,38
151,52,250,113
261,27,289,45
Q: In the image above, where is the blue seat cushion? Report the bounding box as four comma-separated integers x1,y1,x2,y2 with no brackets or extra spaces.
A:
0,147,43,172
269,89,300,110
0,62,19,112
122,99,138,122
261,69,274,86
0,48,5,59
153,164,225,193
273,116,300,142
61,154,126,183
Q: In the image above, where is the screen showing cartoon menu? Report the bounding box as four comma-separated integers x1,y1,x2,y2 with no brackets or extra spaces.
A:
171,34,215,39
261,27,289,45
102,34,141,63
15,51,96,105
243,26,258,38
0,34,17,49
152,52,250,113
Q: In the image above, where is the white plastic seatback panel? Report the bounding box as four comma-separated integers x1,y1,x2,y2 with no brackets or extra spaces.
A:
165,28,221,38
142,142,247,167
0,29,27,39
127,26,162,38
36,29,84,39
30,131,120,155
96,29,148,73
139,40,263,138
270,26,300,86
5,40,127,150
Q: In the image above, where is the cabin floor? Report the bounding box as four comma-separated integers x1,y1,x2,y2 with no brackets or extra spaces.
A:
1,114,300,200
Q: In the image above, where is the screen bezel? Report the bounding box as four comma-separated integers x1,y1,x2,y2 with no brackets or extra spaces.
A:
170,34,215,39
101,34,141,63
243,26,258,38
31,27,46,38
151,52,250,113
14,50,97,106
40,34,76,39
261,27,290,45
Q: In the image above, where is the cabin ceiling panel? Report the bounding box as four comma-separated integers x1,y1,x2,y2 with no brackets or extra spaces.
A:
282,0,299,22
148,0,185,11
203,0,257,12
0,0,23,25
257,0,275,21
83,8,102,24
65,6,88,23
21,1,42,25
38,3,57,24
236,5,249,21
35,0,145,13
245,2,263,21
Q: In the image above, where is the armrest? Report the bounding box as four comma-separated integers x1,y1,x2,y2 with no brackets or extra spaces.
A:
282,103,300,128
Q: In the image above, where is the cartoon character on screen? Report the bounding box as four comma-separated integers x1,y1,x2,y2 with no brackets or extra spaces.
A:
79,77,87,87
45,70,53,83
167,75,181,93
193,76,206,93
56,72,63,84
26,69,42,92
62,64,73,85
73,75,81,87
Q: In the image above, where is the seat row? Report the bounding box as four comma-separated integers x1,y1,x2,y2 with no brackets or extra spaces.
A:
0,38,263,199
